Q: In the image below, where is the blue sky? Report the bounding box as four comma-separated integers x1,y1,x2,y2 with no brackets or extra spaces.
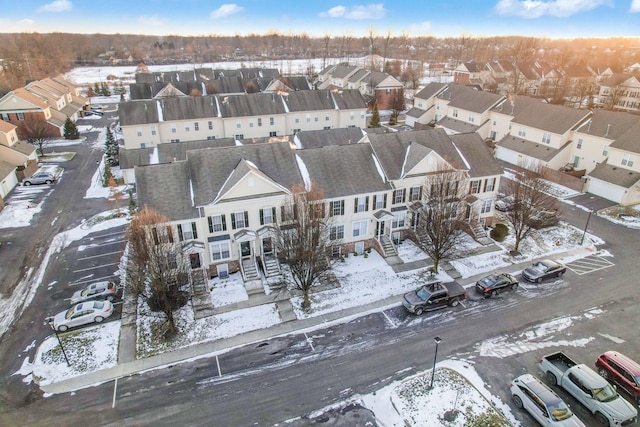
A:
2,0,639,38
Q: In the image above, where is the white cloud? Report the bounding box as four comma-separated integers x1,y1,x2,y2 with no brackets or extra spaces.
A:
408,21,432,33
37,0,72,13
210,4,244,19
630,0,640,12
319,3,387,20
138,14,164,27
493,0,613,18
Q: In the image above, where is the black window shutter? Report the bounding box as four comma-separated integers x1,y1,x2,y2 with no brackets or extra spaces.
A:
221,215,227,231
271,207,276,223
365,196,369,211
340,200,344,215
191,222,198,239
402,189,406,202
167,226,174,243
383,193,387,208
260,209,265,225
231,214,236,229
354,198,358,213
152,228,159,245
177,224,184,241
244,211,249,227
208,216,213,233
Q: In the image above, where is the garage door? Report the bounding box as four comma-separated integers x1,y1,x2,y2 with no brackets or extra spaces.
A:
586,178,624,203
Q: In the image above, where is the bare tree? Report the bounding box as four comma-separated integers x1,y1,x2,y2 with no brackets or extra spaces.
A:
603,84,624,110
126,207,190,338
412,169,469,273
16,115,59,156
502,162,560,253
274,183,335,310
367,26,379,71
388,88,405,125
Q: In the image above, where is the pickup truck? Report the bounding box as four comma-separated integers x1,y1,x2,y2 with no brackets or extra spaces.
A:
539,351,637,426
402,281,466,316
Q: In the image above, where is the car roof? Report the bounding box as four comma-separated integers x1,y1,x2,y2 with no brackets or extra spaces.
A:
603,351,640,375
516,374,562,404
541,259,560,267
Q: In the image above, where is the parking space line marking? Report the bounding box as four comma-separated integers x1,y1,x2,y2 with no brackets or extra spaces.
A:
112,377,118,408
382,310,398,328
77,251,123,261
89,239,127,248
216,355,222,377
304,332,315,352
73,262,120,273
69,275,118,286
566,256,615,275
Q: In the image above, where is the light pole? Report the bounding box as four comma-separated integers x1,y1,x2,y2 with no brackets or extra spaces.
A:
46,319,71,367
580,209,593,245
430,336,442,389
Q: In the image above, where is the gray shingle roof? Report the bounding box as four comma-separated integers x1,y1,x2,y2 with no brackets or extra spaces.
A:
159,96,220,121
347,69,370,83
329,89,368,110
587,159,640,188
492,95,590,134
118,147,155,169
135,161,198,221
575,109,639,140
449,133,503,178
187,141,303,206
157,138,236,163
118,100,159,126
414,82,447,100
439,84,505,113
219,93,287,117
284,90,336,112
496,134,571,162
0,160,16,179
436,116,481,133
331,65,359,79
295,143,391,198
294,127,365,149
368,129,466,180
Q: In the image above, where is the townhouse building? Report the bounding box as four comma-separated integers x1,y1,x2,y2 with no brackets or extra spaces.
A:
492,96,591,172
0,120,38,178
596,74,640,113
316,64,404,110
406,83,505,139
0,76,86,136
133,128,502,285
118,89,367,151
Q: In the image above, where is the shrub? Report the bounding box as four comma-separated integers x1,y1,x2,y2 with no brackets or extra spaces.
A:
490,223,509,242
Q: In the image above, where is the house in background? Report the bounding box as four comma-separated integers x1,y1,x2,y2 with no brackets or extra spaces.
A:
596,74,640,113
0,120,39,180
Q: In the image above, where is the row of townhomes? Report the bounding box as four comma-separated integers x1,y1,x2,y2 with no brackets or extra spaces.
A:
131,127,501,285
407,83,640,205
0,76,86,205
453,59,640,113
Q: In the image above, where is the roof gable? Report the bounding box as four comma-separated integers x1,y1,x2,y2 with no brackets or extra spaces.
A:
215,159,290,203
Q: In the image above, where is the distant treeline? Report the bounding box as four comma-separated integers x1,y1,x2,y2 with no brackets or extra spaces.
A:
0,32,637,95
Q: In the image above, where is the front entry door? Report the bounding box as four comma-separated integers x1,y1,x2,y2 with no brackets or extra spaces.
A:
189,253,201,269
240,241,251,258
262,237,273,255
376,221,386,238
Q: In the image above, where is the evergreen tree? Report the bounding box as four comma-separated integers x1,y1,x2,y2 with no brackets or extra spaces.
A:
127,188,137,216
100,82,111,96
368,100,381,128
93,82,101,96
63,118,80,140
102,162,113,187
104,127,119,166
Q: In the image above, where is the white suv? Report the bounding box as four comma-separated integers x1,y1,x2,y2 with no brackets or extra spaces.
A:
510,374,585,426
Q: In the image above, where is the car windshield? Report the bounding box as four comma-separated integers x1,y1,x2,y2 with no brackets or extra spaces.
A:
64,307,76,319
480,276,497,286
416,287,432,301
532,262,547,272
80,287,90,297
593,384,618,402
635,375,640,386
548,400,573,421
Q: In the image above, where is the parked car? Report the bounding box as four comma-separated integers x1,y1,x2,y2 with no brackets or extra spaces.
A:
70,281,119,305
22,171,58,186
510,373,585,426
47,301,114,332
84,109,103,116
596,351,640,403
522,259,566,283
475,273,519,298
402,281,466,316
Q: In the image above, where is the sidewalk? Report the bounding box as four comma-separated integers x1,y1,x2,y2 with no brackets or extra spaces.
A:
39,245,595,394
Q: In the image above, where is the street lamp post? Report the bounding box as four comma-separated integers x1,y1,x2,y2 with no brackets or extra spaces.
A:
46,319,71,367
580,210,593,246
430,336,442,389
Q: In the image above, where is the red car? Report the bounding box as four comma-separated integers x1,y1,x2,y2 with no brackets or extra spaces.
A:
596,351,640,403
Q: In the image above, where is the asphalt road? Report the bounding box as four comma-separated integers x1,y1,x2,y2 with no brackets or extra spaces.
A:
1,119,639,425
0,112,123,410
